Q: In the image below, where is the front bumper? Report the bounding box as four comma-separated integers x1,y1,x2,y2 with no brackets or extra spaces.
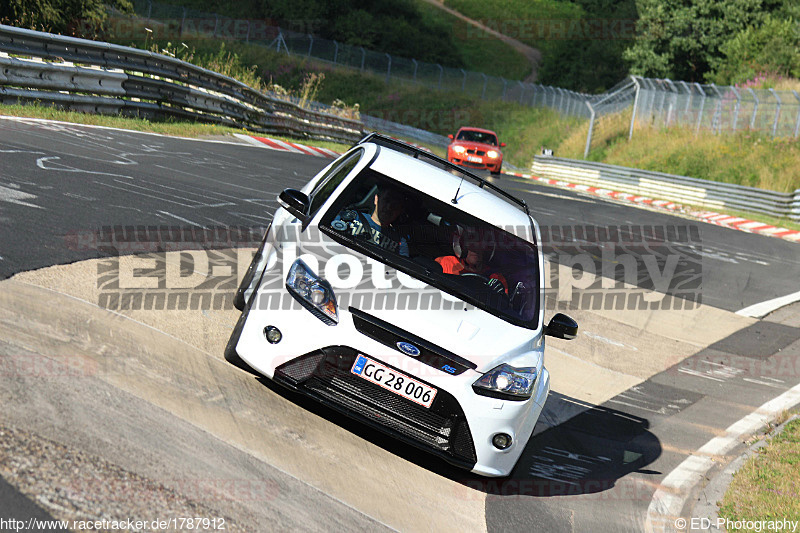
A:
233,301,550,477
273,347,479,470
448,155,502,173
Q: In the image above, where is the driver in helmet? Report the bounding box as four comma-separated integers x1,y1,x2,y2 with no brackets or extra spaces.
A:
436,227,508,293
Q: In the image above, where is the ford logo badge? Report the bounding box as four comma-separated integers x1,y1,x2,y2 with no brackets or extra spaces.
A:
396,342,421,357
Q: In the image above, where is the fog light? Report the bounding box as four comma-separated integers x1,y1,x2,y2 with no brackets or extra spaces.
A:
264,326,282,344
492,433,512,450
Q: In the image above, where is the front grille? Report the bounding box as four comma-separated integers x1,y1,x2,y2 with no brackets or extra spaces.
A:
350,307,476,376
275,347,477,466
466,149,486,156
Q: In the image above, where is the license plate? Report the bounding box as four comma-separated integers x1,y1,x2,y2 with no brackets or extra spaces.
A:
351,355,437,408
467,155,482,163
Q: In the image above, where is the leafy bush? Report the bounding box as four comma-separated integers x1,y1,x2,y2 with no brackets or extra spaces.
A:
710,16,800,85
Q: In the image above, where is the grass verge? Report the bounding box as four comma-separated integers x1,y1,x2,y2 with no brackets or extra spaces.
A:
718,415,800,528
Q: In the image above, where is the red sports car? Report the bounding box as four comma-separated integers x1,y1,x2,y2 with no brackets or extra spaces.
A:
447,127,505,175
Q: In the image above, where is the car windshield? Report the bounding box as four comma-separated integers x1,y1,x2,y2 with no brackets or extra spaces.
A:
456,130,498,146
319,167,540,328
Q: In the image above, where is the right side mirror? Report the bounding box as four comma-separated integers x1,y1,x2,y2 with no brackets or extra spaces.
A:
545,313,578,340
278,188,310,222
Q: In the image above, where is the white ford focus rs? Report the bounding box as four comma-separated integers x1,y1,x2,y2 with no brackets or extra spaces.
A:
226,133,578,477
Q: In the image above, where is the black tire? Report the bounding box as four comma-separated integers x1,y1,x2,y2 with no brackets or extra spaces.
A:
233,223,271,311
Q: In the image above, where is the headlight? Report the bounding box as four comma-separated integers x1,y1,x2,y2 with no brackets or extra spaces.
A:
452,145,466,154
473,364,537,400
285,259,338,325
487,150,499,159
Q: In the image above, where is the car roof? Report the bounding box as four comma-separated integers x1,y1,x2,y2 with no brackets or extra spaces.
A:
367,145,534,237
456,127,498,136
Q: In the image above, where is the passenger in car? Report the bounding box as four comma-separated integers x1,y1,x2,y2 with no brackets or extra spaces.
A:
331,185,411,257
435,229,508,293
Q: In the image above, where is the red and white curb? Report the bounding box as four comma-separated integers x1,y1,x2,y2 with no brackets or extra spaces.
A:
235,133,341,158
505,171,800,244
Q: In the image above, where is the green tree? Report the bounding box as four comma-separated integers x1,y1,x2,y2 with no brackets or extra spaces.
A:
623,0,784,82
0,0,133,34
710,16,800,84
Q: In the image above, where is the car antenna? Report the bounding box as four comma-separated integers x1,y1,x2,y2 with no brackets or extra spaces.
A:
451,175,464,204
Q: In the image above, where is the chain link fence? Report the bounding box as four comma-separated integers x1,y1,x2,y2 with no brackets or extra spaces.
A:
629,77,800,139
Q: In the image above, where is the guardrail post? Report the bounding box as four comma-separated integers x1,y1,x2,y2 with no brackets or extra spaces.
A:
628,76,640,140
385,53,391,83
769,88,781,138
748,88,759,130
793,91,800,138
584,100,595,159
437,64,443,89
360,48,366,72
481,73,488,99
792,189,800,221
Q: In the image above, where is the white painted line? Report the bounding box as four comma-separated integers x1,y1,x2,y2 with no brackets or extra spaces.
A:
157,210,205,227
645,381,800,532
736,289,800,318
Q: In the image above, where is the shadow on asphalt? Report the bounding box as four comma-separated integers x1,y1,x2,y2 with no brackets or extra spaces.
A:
254,378,662,500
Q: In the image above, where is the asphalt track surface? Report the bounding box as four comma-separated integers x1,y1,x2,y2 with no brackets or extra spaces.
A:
2,117,800,532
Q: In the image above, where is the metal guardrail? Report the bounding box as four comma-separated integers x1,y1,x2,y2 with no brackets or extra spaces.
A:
531,156,800,221
0,24,364,143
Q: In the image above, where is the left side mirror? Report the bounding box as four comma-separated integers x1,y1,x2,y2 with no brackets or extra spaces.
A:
278,188,310,222
544,313,578,340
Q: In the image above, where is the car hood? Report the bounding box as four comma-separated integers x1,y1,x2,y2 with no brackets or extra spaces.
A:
350,305,538,373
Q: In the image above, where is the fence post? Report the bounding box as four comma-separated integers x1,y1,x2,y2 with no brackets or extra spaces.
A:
246,20,250,43
748,88,759,129
694,83,706,135
147,1,152,20
657,80,667,126
731,87,741,133
412,59,418,83
584,101,596,159
333,41,339,64
180,7,186,39
518,81,525,104
628,76,640,140
710,84,722,134
307,35,313,57
793,91,800,138
460,69,467,92
437,64,443,89
502,79,507,100
481,73,488,99
385,53,391,83
769,88,781,138
360,47,365,72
